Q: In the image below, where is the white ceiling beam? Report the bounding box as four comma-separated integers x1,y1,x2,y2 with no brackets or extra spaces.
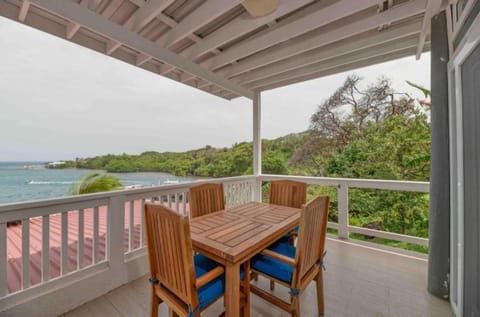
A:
65,0,90,40
18,0,31,22
182,0,315,60
154,13,222,76
256,46,429,92
235,21,422,85
136,53,151,66
219,0,427,78
246,36,420,89
66,22,81,39
124,0,175,32
158,64,175,75
100,0,122,18
106,39,121,55
105,0,175,55
27,0,254,99
156,0,244,48
110,0,221,70
206,0,380,71
416,0,442,59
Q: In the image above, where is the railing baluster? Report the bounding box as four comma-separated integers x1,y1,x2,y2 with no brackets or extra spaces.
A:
42,215,50,282
140,199,145,247
337,183,349,240
182,192,187,216
175,193,179,212
77,209,84,269
168,195,172,208
61,212,68,275
21,219,30,289
129,201,134,251
0,222,7,297
93,206,99,263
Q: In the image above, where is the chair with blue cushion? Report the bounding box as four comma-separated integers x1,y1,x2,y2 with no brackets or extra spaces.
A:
250,196,329,317
144,203,249,317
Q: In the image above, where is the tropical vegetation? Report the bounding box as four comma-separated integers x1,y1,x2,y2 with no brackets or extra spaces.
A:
70,172,123,195
58,75,431,252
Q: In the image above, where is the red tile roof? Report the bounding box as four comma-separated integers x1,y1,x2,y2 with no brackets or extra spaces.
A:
6,201,144,294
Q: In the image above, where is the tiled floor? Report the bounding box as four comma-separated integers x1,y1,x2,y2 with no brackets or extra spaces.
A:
62,238,454,317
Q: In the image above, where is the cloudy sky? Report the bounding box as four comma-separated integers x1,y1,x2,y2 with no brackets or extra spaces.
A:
0,17,430,162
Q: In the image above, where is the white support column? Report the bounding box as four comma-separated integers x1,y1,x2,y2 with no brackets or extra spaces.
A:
253,91,262,202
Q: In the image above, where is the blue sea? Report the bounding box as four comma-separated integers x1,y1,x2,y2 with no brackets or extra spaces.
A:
0,162,194,205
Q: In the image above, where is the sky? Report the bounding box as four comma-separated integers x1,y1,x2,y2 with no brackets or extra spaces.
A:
0,16,430,162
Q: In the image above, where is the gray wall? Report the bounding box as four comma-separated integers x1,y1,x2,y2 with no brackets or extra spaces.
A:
428,11,450,299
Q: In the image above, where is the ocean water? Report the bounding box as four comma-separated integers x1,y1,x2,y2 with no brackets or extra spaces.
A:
0,162,194,205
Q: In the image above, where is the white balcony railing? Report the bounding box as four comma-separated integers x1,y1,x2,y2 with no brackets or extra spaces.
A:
0,175,428,317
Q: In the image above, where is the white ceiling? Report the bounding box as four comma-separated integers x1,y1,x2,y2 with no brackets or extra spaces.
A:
0,0,438,100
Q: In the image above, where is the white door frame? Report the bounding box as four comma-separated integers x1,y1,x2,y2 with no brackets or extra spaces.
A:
447,10,480,317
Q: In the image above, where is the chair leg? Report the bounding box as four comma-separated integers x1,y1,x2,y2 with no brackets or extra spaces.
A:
150,289,160,317
269,279,275,291
168,308,181,317
290,294,300,317
289,234,295,246
242,261,251,317
315,271,325,315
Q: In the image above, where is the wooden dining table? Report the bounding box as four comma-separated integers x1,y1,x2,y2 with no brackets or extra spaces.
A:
190,201,301,317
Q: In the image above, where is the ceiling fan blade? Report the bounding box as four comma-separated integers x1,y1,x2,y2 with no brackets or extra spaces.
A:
242,0,279,18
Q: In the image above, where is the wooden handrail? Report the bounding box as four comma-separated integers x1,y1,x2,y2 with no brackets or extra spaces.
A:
195,266,225,289
261,249,295,266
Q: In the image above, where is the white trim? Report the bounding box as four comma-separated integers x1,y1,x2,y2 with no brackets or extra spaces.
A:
448,61,460,316
416,0,443,59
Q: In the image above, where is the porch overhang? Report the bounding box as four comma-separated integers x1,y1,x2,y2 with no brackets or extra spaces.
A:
0,0,441,100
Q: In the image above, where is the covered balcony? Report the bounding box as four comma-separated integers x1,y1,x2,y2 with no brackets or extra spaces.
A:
0,176,452,316
1,0,479,316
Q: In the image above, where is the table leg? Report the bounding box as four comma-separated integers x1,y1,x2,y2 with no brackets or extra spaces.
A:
225,262,241,317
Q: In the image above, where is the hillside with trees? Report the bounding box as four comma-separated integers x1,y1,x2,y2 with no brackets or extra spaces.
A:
64,75,431,252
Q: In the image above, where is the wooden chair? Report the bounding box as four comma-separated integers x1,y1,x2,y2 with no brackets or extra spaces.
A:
269,180,307,210
144,203,249,317
189,183,225,218
250,196,330,317
266,180,307,290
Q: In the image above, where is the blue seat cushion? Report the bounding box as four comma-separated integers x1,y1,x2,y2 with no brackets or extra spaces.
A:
194,254,245,310
251,241,296,284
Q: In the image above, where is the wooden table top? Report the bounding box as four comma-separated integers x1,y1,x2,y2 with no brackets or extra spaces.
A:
190,202,300,263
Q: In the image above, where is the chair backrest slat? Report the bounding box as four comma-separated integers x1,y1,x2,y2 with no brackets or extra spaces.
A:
269,180,307,208
294,196,329,283
189,183,225,218
144,203,197,304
